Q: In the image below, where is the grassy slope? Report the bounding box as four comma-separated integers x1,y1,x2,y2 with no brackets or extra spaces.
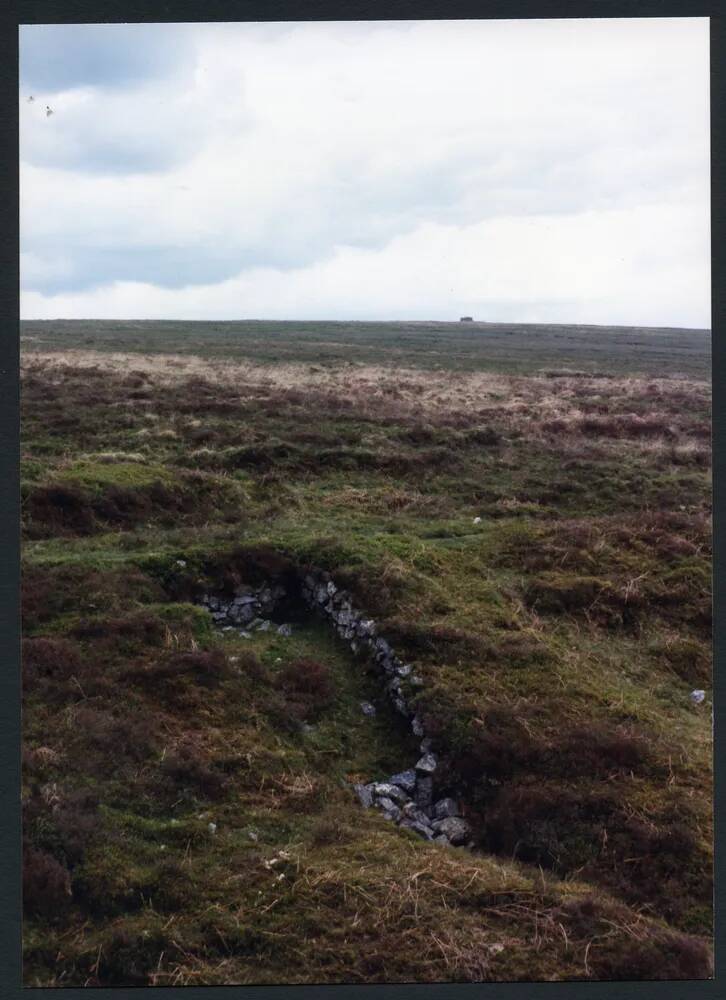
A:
20,322,713,984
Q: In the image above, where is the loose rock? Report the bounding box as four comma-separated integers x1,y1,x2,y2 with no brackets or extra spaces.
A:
373,783,409,804
354,783,374,808
432,816,471,845
400,819,434,840
415,752,438,775
411,716,425,737
389,769,417,793
433,797,459,820
402,803,432,825
378,798,402,822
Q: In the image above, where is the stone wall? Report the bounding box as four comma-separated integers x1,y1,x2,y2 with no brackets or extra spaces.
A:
200,568,472,849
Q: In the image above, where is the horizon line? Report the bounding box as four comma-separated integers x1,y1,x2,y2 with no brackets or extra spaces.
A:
18,317,712,333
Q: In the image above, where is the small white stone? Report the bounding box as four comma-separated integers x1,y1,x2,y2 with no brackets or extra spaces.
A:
690,689,706,705
416,752,438,774
208,822,217,835
473,516,482,524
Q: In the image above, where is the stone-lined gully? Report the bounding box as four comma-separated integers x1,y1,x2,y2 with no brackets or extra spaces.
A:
199,568,473,849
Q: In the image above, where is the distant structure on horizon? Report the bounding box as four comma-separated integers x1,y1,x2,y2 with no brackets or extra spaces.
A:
459,316,474,322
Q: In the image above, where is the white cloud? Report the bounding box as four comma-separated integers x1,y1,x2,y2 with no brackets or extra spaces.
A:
19,18,710,326
22,200,711,327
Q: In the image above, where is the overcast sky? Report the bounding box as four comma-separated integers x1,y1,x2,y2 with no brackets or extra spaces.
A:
19,18,710,326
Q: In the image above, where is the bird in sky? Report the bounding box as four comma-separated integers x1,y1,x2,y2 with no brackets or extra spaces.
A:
46,105,53,117
27,95,34,102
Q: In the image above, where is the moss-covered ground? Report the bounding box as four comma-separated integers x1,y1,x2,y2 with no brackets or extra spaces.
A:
20,322,712,984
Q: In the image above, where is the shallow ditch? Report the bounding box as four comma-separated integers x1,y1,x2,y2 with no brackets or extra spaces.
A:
196,565,474,849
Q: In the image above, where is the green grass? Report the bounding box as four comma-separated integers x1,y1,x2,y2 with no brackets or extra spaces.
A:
20,322,713,984
56,459,175,492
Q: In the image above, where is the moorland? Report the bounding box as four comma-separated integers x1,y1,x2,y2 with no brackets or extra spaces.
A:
20,319,712,985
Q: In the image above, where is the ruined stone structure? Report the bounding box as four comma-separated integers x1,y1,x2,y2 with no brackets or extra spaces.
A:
200,569,473,849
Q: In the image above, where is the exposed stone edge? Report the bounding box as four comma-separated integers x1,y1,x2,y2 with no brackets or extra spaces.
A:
199,570,472,849
300,570,472,848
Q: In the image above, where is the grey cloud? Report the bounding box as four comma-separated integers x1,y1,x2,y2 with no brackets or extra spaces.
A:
22,111,200,175
20,140,700,297
20,117,703,297
19,23,195,93
19,73,246,176
22,245,258,296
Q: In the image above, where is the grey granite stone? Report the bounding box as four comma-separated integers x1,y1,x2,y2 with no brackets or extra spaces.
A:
354,783,374,808
432,816,471,845
433,797,459,819
389,769,417,793
400,819,434,840
373,783,409,804
415,753,438,775
377,797,402,822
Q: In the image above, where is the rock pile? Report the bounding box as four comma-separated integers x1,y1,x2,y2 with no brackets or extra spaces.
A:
199,568,472,850
352,772,470,845
200,583,292,636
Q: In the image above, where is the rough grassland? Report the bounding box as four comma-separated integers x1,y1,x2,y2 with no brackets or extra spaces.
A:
20,321,712,985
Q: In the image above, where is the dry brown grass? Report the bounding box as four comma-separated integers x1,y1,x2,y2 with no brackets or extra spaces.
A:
15,347,522,415
22,349,709,451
